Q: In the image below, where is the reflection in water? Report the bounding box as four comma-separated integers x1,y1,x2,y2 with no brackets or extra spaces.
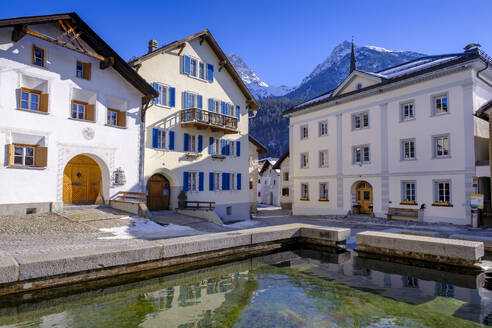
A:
0,248,491,327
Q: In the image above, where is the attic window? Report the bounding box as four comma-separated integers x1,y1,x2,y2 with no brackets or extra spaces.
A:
76,61,91,80
357,83,363,90
32,46,45,67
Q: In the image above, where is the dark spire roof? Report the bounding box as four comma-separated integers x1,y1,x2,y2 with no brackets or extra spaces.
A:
350,38,356,73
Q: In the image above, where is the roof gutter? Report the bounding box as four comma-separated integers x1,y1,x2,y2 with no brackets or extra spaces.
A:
476,61,492,88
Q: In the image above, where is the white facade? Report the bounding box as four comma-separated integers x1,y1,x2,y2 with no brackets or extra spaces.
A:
0,19,153,214
133,32,258,222
257,159,280,206
276,154,292,209
248,137,266,214
286,52,492,225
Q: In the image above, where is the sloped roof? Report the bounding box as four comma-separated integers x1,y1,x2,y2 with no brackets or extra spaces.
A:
285,49,489,116
475,100,492,121
272,149,289,170
129,29,259,110
248,135,267,154
0,13,158,99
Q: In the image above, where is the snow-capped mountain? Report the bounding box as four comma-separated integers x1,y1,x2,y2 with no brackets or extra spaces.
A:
227,53,294,99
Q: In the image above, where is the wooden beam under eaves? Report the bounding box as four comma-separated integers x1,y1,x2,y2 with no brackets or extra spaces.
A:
199,35,205,45
177,43,185,55
100,56,115,69
218,60,227,72
11,24,26,42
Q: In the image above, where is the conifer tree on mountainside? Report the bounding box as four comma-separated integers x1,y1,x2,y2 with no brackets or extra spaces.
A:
228,41,425,157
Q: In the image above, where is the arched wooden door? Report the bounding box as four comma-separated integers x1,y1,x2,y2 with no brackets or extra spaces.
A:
147,174,170,211
355,181,373,214
63,155,101,204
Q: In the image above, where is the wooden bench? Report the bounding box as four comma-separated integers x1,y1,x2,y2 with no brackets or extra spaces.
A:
112,191,146,203
387,207,419,222
181,201,215,210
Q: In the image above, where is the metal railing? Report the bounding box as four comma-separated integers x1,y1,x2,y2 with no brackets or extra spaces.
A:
180,108,237,131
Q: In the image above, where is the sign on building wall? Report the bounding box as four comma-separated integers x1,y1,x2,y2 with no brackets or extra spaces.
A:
471,194,484,209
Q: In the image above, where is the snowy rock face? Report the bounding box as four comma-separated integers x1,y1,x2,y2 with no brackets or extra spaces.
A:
227,53,294,99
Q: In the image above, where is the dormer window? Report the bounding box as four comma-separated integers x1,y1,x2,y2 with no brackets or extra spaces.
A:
357,83,363,90
32,45,45,67
76,61,91,80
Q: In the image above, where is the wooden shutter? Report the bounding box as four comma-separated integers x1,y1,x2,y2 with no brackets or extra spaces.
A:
35,146,48,167
117,111,126,127
39,94,49,112
7,144,15,166
82,63,91,80
86,104,95,121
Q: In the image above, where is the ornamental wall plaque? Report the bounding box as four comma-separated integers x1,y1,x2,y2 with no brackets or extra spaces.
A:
82,127,95,140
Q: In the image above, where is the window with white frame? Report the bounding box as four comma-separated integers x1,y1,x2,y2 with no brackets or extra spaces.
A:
401,102,415,121
300,125,308,140
230,173,236,190
14,145,35,166
301,183,309,200
230,141,236,157
199,62,205,79
184,92,198,109
107,109,118,126
300,152,309,168
319,120,328,136
155,130,166,149
401,181,416,203
20,88,40,111
434,180,451,204
156,84,169,106
190,58,197,77
401,139,416,160
71,101,86,120
189,134,197,153
214,172,221,190
188,172,198,192
433,135,449,158
319,150,328,168
214,100,220,113
319,183,328,200
353,145,370,164
352,112,369,130
433,94,448,115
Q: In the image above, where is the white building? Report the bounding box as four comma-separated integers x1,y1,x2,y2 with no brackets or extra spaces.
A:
257,158,280,206
0,13,157,215
284,45,492,225
129,30,259,222
248,135,268,214
273,149,292,209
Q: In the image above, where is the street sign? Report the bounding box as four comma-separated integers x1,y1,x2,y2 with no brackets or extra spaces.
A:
471,194,484,209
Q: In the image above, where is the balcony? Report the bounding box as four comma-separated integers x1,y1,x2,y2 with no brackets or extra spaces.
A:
180,108,238,134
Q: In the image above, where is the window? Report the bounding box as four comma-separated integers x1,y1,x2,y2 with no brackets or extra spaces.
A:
76,61,91,80
300,153,309,168
157,85,168,106
319,150,328,168
199,62,205,79
190,58,197,77
71,101,86,120
319,120,328,136
357,83,363,90
249,180,253,189
353,145,370,164
434,181,451,205
352,112,369,130
319,183,328,200
401,102,415,121
188,172,198,192
401,181,416,203
20,88,40,111
189,135,197,153
154,130,166,149
214,172,221,190
32,46,45,67
107,110,118,126
433,135,450,158
230,173,236,190
300,125,308,140
213,100,220,113
283,172,289,181
301,183,309,200
282,188,289,196
433,94,448,115
107,109,126,127
14,145,34,166
401,139,416,160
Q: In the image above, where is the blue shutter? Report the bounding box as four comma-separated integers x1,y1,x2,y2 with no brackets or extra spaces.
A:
236,141,241,157
222,173,228,190
152,128,159,148
169,131,175,150
169,87,175,107
207,64,214,82
183,55,191,74
226,140,231,156
237,173,242,190
197,95,203,109
199,172,204,191
236,105,240,121
225,103,230,115
184,133,189,151
183,92,189,109
226,173,230,190
198,135,203,152
152,83,159,104
183,172,189,191
208,98,214,111
221,139,226,155
209,137,214,154
221,101,226,114
209,172,214,191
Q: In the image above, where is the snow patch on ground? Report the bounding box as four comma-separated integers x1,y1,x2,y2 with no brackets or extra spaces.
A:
99,216,200,240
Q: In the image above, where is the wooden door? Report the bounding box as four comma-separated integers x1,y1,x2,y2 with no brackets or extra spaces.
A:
63,155,101,204
356,182,373,214
148,174,170,211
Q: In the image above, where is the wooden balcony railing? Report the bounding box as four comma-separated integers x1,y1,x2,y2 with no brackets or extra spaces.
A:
180,108,238,134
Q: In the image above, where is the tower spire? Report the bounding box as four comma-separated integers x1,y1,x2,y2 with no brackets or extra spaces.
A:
350,37,356,73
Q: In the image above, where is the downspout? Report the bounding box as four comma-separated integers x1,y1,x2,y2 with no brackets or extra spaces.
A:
477,61,492,88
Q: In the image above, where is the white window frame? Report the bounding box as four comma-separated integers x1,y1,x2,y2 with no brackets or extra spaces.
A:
214,172,221,191
188,172,198,192
401,138,416,161
352,112,369,130
300,152,309,169
155,83,170,107
433,134,450,158
185,55,208,82
213,100,220,113
20,88,40,111
400,101,415,121
156,129,166,149
401,181,416,203
300,124,308,140
319,120,328,136
432,93,449,116
13,145,35,166
433,180,451,204
230,141,236,157
107,109,118,126
319,150,328,168
71,101,86,120
353,145,370,164
230,172,236,190
301,183,309,200
189,134,197,153
319,183,328,200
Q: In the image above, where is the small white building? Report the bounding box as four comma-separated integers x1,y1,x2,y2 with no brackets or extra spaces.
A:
248,136,267,214
257,158,280,206
273,149,292,209
0,13,157,215
129,30,259,222
284,45,492,225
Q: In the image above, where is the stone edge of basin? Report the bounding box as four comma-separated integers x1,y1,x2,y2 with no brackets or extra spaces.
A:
0,224,350,285
355,231,485,268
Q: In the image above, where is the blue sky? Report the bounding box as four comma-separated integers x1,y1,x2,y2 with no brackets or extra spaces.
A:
1,0,492,87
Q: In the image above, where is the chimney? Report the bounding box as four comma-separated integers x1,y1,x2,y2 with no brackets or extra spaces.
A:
148,40,158,53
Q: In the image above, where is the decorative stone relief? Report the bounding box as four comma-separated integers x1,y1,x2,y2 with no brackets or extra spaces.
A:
82,127,95,140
